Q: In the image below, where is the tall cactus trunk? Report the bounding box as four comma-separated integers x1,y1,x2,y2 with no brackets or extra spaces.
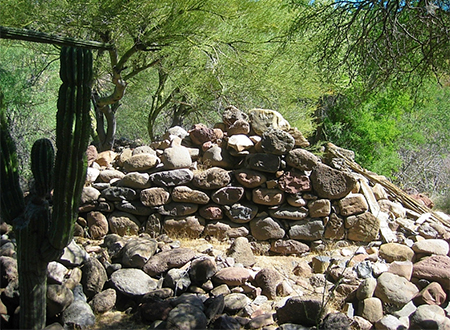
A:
1,46,92,330
16,204,50,330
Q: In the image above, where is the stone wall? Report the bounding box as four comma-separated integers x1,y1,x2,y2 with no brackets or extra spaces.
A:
79,106,448,252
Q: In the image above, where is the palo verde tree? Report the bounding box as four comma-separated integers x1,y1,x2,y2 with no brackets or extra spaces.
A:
3,0,323,148
288,0,450,87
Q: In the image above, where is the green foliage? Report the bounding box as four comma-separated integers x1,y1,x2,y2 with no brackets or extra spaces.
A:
322,85,412,175
288,0,450,89
3,0,323,144
0,42,59,181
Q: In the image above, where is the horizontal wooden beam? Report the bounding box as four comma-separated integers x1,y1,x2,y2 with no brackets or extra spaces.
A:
0,26,114,50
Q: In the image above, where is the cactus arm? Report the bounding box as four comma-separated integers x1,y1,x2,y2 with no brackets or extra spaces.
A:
30,138,55,199
49,47,92,251
0,94,25,225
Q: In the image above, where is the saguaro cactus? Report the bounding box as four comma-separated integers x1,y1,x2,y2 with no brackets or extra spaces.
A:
0,46,92,329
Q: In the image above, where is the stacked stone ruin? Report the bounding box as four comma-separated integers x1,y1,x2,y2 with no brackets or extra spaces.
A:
1,106,450,329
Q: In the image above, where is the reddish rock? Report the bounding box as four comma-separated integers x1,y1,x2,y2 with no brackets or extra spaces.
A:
413,255,450,290
410,193,434,209
278,169,311,194
413,282,447,306
86,145,98,167
199,205,224,220
213,267,253,286
254,268,283,299
189,123,217,145
234,169,267,188
310,163,357,200
87,211,109,239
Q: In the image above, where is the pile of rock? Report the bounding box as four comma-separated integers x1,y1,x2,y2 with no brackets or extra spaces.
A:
1,106,450,329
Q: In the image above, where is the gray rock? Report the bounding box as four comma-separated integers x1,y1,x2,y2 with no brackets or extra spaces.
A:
89,288,116,314
203,145,235,169
245,153,281,173
204,294,225,323
155,202,199,217
163,268,192,293
166,303,208,330
117,172,151,189
101,186,138,202
189,256,217,285
288,219,324,241
410,304,450,330
172,186,210,204
260,128,295,155
115,199,153,216
192,167,231,190
163,215,205,238
101,234,126,259
59,240,88,267
46,284,74,317
62,285,95,329
81,257,107,298
121,237,158,268
227,237,256,267
110,268,158,297
375,314,408,330
375,272,419,306
224,203,258,223
162,145,192,169
224,293,252,313
286,148,321,171
149,168,194,187
276,296,326,327
107,211,141,236
211,186,245,205
47,261,69,285
269,205,308,220
249,214,285,240
320,312,353,330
